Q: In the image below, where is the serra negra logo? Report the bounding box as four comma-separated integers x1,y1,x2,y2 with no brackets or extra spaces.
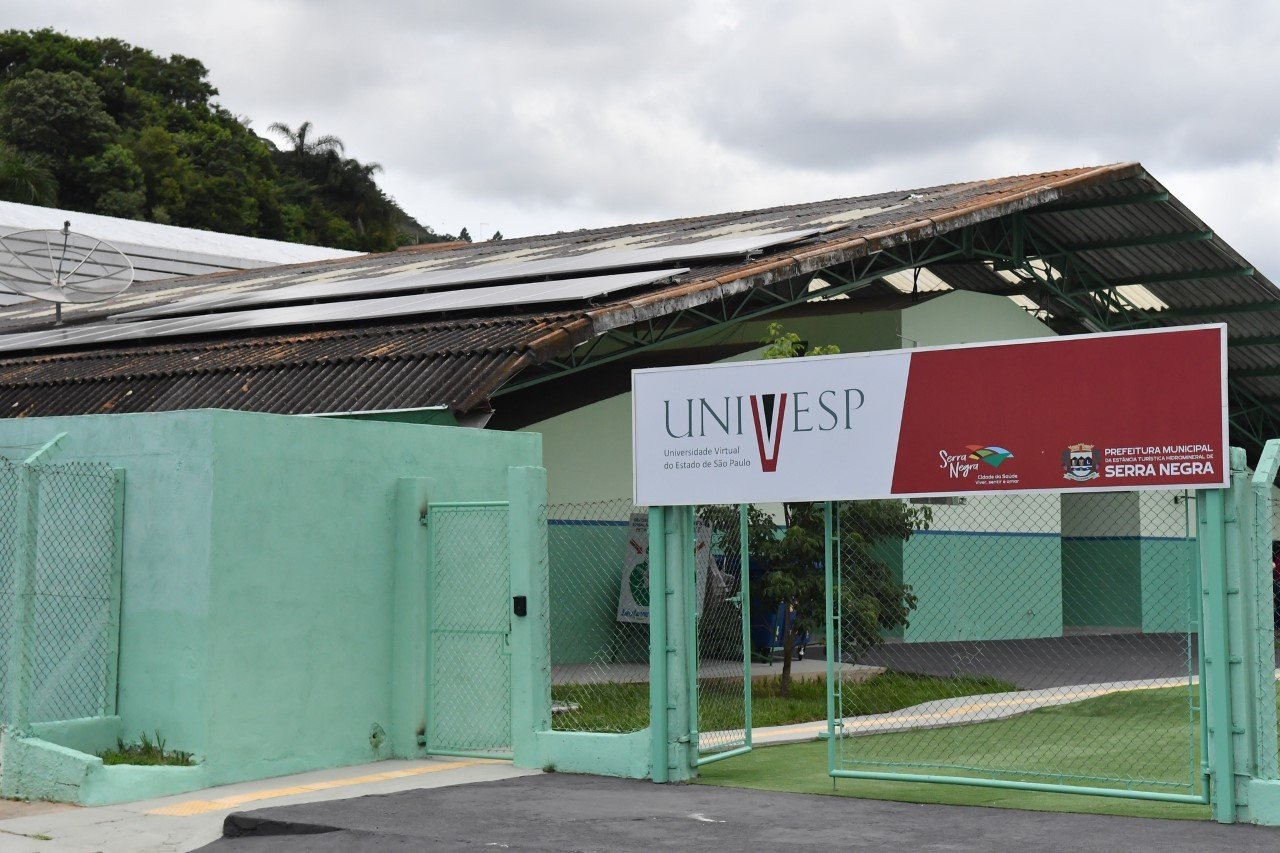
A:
664,388,866,473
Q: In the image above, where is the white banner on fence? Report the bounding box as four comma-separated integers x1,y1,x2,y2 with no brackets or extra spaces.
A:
616,513,712,624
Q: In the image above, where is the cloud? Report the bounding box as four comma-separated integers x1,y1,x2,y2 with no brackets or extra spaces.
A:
4,0,1280,274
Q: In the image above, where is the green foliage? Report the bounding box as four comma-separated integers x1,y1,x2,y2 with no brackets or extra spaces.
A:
0,29,454,250
760,320,841,360
0,142,55,204
550,671,1017,733
99,730,194,766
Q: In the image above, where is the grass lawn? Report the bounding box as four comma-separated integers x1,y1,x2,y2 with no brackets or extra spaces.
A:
697,686,1213,821
552,671,1017,733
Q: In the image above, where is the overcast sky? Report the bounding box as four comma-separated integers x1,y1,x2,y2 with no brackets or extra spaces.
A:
8,1,1280,275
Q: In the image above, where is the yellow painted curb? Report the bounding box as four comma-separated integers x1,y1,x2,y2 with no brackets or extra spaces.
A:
147,759,484,816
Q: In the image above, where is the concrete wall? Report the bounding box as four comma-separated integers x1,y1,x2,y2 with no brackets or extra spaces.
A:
0,409,543,799
0,411,218,761
1061,491,1196,633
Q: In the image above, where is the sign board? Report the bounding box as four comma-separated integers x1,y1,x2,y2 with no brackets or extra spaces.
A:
632,325,1228,506
616,513,712,623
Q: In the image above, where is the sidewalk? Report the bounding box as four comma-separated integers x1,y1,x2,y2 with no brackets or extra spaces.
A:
0,758,535,853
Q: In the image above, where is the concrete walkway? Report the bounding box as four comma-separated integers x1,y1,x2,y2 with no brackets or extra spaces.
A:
0,758,535,853
707,671,1276,748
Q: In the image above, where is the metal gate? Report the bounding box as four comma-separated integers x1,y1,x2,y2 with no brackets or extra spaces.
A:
425,501,513,759
696,504,753,765
825,493,1207,805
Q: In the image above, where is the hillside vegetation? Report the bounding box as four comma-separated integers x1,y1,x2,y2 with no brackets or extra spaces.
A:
0,28,459,252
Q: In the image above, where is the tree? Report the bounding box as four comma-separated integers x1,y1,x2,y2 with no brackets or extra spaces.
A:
458,227,472,243
738,322,923,697
490,230,503,241
0,142,55,204
0,69,117,162
0,30,441,251
267,120,344,158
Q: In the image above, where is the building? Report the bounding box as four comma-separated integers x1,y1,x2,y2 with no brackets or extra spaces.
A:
0,162,1277,801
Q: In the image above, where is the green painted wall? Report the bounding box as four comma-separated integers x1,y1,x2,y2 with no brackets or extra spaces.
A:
1140,538,1196,633
900,531,1062,642
0,408,543,796
0,411,217,763
1062,539,1142,628
200,410,539,783
547,521,646,665
899,289,1057,348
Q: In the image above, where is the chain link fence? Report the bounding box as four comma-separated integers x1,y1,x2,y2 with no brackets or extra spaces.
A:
0,458,121,725
694,505,749,757
547,499,650,733
1265,495,1280,778
426,504,512,756
834,491,1201,796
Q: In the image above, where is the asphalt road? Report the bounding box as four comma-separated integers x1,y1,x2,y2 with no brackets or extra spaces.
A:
200,774,1280,852
858,633,1218,689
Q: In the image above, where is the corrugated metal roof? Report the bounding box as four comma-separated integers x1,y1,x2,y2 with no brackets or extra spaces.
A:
0,162,1278,437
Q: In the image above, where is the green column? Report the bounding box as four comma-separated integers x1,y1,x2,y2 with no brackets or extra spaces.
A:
668,505,697,780
1200,478,1236,822
508,466,551,768
390,476,435,757
647,506,668,782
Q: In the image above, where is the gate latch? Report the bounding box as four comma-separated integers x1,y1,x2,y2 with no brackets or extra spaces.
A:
512,595,527,617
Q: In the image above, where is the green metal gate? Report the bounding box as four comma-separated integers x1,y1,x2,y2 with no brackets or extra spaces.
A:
824,494,1209,805
425,501,513,759
695,504,753,765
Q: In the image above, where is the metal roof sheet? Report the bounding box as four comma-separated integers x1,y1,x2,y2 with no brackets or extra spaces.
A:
1,162,1278,446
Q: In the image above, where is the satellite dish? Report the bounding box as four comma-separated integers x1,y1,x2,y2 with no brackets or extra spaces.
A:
0,221,135,323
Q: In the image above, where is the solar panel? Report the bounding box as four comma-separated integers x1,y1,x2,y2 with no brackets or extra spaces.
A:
0,268,690,354
115,228,818,321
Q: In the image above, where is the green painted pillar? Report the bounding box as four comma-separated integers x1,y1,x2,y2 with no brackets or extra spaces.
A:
655,505,696,782
1201,445,1280,824
1247,443,1280,784
648,506,668,782
507,466,552,768
390,476,434,757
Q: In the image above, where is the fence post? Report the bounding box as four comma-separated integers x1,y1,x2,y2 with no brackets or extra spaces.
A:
103,468,125,717
1199,484,1233,821
1248,441,1280,782
647,506,668,782
8,435,65,732
739,503,752,748
824,501,836,777
8,464,37,733
507,466,551,768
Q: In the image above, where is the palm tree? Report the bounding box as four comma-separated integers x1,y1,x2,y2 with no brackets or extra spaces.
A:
267,120,344,157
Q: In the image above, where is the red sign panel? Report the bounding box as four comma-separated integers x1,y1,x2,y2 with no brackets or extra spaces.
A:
890,325,1228,495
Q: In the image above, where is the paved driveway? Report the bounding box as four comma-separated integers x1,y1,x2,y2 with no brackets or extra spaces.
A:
201,774,1279,852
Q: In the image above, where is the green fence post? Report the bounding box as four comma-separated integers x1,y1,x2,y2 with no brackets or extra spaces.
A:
507,466,551,768
740,503,752,749
824,501,836,778
684,506,699,775
1249,441,1280,786
103,468,125,718
648,506,669,782
8,463,37,733
662,505,695,781
8,435,65,732
1199,454,1240,823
